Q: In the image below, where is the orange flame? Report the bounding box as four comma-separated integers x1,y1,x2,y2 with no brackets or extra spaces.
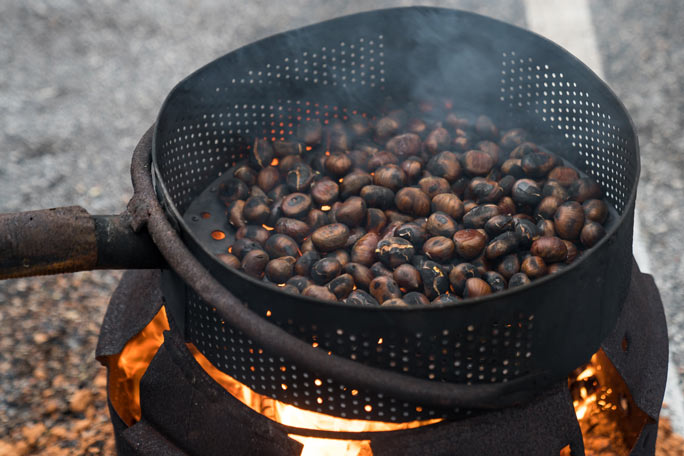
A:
107,306,440,456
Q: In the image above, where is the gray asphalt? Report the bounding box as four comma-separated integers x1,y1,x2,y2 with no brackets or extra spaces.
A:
1,0,682,393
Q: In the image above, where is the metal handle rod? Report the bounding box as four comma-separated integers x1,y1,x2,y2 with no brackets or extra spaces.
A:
0,207,164,279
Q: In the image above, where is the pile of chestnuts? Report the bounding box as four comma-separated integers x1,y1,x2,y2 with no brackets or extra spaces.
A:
213,103,611,307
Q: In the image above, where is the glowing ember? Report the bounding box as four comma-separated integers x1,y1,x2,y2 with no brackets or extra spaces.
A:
211,230,226,240
566,350,651,454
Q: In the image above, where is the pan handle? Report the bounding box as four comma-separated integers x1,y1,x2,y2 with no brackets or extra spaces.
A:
0,206,164,279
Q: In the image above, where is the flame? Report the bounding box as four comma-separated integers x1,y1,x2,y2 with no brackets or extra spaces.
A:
262,224,275,231
568,350,651,453
106,306,169,426
107,306,441,456
321,205,332,211
271,158,280,166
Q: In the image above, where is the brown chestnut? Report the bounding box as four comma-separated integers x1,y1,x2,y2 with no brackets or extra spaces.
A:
463,277,492,298
418,176,451,198
426,151,462,182
431,193,464,220
453,229,487,260
386,133,422,157
423,236,455,262
530,236,568,263
554,201,585,240
580,221,606,248
393,264,422,291
521,256,547,279
369,276,402,304
311,179,339,206
241,249,270,278
281,192,312,219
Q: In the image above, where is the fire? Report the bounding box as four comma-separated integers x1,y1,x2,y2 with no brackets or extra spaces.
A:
567,350,651,454
105,306,170,425
107,306,441,456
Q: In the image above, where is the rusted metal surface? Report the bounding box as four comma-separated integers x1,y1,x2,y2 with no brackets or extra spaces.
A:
0,206,98,279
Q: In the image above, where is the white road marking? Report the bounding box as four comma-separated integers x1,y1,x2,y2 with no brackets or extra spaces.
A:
524,0,684,433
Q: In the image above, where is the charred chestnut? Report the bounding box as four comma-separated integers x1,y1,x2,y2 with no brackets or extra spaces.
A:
508,272,531,288
373,164,407,192
376,237,415,268
242,196,270,224
423,236,455,262
580,221,606,248
483,271,506,292
463,204,500,229
241,249,270,278
286,163,314,192
351,232,379,266
360,185,395,210
369,276,402,304
219,178,249,204
287,275,313,292
463,149,495,176
310,258,342,285
521,256,547,279
484,214,513,236
452,229,487,260
426,151,462,182
420,260,450,299
554,201,585,240
536,196,562,220
497,254,520,279
335,196,367,227
294,251,321,277
216,253,241,269
485,231,519,260
386,133,422,158
568,176,603,203
343,262,374,290
365,208,388,233
311,223,350,252
393,264,422,291
511,179,543,206
345,290,380,307
475,115,499,140
327,273,355,299
424,126,451,153
236,225,270,245
275,217,310,243
302,284,337,301
521,151,558,178
311,179,339,206
250,139,275,169
403,291,430,306
394,187,431,217
281,192,312,219
426,212,458,237
583,199,608,224
325,153,353,177
265,256,296,283
464,277,492,298
530,236,568,263
264,233,300,259
448,263,478,295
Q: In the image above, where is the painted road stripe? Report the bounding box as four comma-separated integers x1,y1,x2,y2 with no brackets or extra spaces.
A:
524,0,684,433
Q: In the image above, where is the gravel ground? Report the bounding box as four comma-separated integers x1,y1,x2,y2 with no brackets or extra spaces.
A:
0,0,682,454
590,0,684,374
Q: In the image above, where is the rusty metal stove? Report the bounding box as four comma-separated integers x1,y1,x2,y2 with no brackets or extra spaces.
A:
96,259,667,456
